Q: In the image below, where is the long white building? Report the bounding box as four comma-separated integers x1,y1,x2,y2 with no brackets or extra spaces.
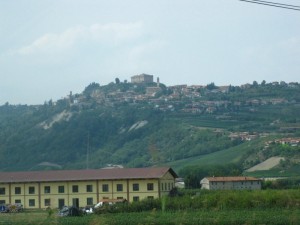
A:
200,176,261,190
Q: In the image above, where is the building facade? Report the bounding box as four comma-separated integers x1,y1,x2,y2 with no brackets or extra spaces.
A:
200,176,261,190
131,74,154,83
0,167,177,209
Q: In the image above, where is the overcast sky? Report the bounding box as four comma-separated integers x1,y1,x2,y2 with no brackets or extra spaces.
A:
1,0,300,105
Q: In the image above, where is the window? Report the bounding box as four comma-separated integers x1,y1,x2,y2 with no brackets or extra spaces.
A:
0,200,5,204
102,184,109,192
147,196,154,200
58,199,65,209
15,199,21,204
15,187,21,195
132,183,139,191
72,198,79,208
117,184,123,192
86,185,93,192
168,183,170,190
44,199,51,207
87,197,93,205
0,188,5,195
133,196,139,202
29,186,35,194
117,197,124,200
29,199,35,207
161,183,164,191
147,183,154,191
44,186,50,194
72,185,78,193
58,186,65,193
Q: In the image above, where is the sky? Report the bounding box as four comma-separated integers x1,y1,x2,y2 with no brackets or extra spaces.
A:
1,0,300,105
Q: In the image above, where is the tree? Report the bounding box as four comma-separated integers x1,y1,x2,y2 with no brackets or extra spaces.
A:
206,82,217,90
184,173,200,189
83,82,100,95
252,81,258,87
115,78,120,84
228,85,236,92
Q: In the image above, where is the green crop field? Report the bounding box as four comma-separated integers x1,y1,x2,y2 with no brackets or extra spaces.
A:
166,141,252,171
2,189,300,224
1,209,299,225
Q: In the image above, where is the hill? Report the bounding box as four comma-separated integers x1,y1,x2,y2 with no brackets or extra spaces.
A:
0,80,299,178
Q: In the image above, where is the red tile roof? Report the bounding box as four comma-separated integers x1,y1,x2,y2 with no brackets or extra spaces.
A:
206,176,260,182
0,167,177,183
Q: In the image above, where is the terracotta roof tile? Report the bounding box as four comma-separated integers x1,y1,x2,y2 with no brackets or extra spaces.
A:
0,167,177,183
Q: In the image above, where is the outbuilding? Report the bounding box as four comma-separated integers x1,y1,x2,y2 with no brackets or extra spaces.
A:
200,176,261,190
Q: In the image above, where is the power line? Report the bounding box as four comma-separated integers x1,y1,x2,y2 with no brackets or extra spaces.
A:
239,0,300,11
253,0,300,8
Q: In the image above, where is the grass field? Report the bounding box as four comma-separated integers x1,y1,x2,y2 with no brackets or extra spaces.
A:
244,164,300,177
1,209,300,225
2,189,300,224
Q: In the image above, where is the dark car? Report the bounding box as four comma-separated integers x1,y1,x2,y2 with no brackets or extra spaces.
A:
58,206,82,217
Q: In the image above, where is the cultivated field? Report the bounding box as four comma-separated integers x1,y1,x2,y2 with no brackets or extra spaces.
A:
2,189,300,225
1,209,300,225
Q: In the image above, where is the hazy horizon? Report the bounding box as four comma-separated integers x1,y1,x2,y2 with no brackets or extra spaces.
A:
1,0,299,105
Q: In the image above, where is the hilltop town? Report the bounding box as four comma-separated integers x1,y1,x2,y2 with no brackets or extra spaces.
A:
53,73,299,116
0,73,299,175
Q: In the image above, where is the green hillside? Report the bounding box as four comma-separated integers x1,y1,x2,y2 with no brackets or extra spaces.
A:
0,81,299,177
166,141,254,171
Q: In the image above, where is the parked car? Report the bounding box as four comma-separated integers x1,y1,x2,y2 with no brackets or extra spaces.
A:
58,206,82,217
0,203,23,213
94,199,127,209
81,205,94,215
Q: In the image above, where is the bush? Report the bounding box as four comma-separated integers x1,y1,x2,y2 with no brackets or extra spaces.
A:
95,189,300,215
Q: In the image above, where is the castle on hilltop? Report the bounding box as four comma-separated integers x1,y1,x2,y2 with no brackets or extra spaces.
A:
131,73,154,84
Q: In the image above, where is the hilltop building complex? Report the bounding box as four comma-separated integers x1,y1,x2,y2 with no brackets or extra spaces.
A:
131,73,154,84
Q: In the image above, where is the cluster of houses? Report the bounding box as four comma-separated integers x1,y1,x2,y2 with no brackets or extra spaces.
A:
266,138,300,147
59,73,294,115
0,166,262,210
228,132,261,141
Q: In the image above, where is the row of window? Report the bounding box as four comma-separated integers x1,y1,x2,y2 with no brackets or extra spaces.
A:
161,182,173,191
0,185,89,195
0,195,155,207
210,181,260,185
0,183,155,195
0,197,94,207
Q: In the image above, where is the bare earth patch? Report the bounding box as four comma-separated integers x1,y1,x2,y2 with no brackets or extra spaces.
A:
246,156,285,172
39,110,73,130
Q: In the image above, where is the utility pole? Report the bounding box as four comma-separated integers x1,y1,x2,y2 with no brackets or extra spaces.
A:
86,132,90,169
